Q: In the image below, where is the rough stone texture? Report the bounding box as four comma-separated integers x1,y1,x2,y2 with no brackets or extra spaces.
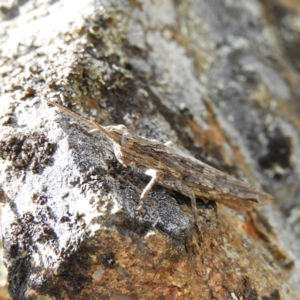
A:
0,0,300,299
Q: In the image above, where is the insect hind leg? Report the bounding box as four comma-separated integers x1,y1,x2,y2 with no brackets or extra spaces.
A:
88,129,101,134
160,180,201,236
68,122,99,136
135,172,159,216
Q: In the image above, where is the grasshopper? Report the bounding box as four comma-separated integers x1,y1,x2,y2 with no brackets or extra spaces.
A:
45,100,273,231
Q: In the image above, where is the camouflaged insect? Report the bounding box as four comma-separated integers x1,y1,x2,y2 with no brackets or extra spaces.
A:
46,100,273,232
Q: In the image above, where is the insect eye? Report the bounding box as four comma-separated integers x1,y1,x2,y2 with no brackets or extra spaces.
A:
121,132,132,147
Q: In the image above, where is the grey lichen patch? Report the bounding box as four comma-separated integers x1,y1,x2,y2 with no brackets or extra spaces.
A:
175,0,216,75
79,165,108,194
5,197,93,299
42,7,133,103
3,192,59,298
0,132,56,175
87,8,127,55
66,56,133,99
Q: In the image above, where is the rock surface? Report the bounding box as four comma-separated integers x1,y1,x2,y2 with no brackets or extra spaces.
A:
0,0,300,299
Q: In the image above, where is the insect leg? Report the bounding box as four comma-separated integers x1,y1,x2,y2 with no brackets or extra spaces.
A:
67,120,98,135
88,129,101,134
135,172,159,216
160,180,201,234
69,122,92,135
